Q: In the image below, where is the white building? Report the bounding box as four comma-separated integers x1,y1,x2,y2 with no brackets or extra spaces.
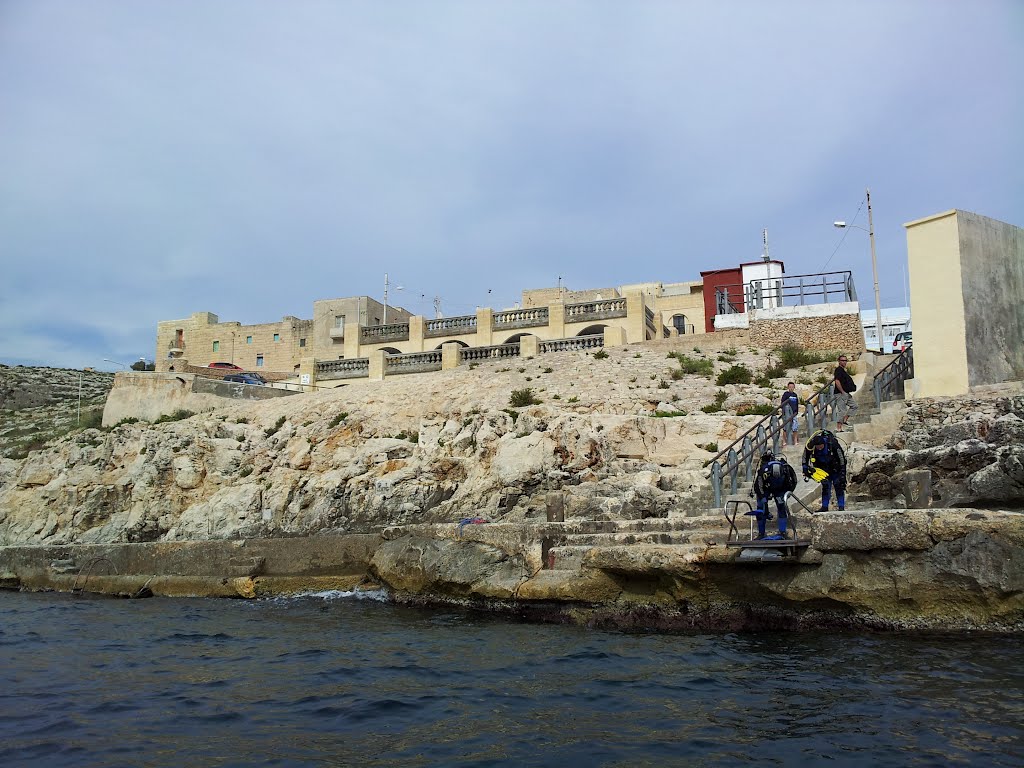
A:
861,306,911,352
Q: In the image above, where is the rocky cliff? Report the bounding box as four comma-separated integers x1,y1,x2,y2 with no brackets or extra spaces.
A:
1,347,1022,632
1,342,774,545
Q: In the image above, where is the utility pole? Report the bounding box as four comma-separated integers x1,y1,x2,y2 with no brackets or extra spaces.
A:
78,371,82,425
867,188,884,353
383,273,389,324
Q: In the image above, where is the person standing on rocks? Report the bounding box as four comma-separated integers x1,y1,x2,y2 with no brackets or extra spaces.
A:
802,429,847,512
832,354,857,431
780,381,800,446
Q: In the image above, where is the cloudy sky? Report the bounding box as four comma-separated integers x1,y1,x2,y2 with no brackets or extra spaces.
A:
1,1,1021,369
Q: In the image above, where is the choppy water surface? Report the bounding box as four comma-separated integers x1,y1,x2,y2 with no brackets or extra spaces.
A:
1,591,1021,767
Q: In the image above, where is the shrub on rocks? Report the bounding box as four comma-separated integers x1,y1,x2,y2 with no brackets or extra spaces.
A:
509,388,541,407
716,364,752,386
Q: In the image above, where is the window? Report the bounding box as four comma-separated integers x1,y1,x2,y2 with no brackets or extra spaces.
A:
273,333,280,342
299,338,306,348
212,340,220,352
246,336,253,344
256,355,264,367
334,315,344,328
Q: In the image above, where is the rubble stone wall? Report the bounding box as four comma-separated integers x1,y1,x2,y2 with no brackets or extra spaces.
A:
750,312,865,354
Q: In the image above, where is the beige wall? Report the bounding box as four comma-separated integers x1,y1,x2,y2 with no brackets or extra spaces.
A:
157,312,313,373
907,209,1024,396
521,286,621,307
311,296,411,360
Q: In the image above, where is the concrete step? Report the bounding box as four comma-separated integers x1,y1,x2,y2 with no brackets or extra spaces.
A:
558,529,723,547
548,539,719,571
557,516,731,534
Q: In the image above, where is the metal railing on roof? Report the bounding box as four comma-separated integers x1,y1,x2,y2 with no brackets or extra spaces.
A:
715,271,856,315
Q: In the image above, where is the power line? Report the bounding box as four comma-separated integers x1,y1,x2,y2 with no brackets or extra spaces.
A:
821,198,865,271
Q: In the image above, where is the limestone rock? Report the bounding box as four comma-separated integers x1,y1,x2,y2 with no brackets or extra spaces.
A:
812,511,933,552
370,535,529,598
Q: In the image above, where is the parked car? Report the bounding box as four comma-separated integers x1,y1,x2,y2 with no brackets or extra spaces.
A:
224,373,266,386
209,362,243,370
892,331,913,353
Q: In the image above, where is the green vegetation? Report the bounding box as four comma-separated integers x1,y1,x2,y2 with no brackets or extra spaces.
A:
264,415,286,437
113,416,140,428
235,417,249,424
592,349,609,360
328,412,349,428
155,409,195,424
776,343,836,369
543,367,553,374
716,364,753,386
670,353,714,376
503,407,520,423
658,379,670,389
701,390,730,414
567,396,579,403
701,442,719,453
239,466,253,478
737,403,776,417
395,430,419,443
510,388,542,407
653,409,687,418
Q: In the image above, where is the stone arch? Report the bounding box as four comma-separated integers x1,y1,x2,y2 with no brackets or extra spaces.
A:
576,324,608,337
502,333,530,345
381,347,402,355
669,313,691,335
434,340,469,350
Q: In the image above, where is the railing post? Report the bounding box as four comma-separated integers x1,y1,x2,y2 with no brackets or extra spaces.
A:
742,436,754,482
769,413,780,454
368,349,386,381
408,316,426,353
520,334,539,357
299,357,318,389
711,462,722,508
476,308,494,347
727,448,739,495
441,343,460,371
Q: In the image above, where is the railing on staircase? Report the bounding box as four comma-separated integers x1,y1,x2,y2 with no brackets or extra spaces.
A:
708,379,834,509
872,347,914,408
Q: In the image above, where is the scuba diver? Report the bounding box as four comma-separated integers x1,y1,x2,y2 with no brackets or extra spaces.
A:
750,451,798,539
802,429,847,512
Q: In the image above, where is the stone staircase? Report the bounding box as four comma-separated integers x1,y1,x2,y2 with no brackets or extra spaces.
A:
545,515,727,570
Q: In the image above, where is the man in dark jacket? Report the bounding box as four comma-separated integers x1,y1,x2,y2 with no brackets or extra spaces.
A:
833,354,858,431
751,451,798,538
802,430,847,512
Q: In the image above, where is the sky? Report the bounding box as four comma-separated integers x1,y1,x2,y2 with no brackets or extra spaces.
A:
1,0,1021,370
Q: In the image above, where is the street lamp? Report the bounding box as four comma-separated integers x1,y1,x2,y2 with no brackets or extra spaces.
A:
383,273,404,324
834,187,884,353
103,358,128,370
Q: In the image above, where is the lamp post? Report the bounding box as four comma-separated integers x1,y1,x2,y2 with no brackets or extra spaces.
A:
103,358,128,370
382,273,404,325
834,187,884,353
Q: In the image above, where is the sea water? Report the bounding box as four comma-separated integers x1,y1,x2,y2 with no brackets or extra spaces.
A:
1,590,1021,767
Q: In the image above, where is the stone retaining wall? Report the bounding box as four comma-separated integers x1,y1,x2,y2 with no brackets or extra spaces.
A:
750,311,865,353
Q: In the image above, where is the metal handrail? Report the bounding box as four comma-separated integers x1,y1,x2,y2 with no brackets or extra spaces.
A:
872,347,914,408
708,379,833,508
